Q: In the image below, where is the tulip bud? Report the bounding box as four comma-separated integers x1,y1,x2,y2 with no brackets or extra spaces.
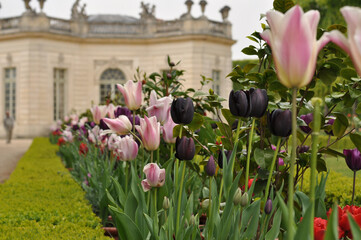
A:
229,90,250,117
169,62,175,67
325,118,335,136
300,113,313,133
241,192,249,207
166,73,172,79
343,148,361,172
264,199,272,214
205,156,216,177
218,150,232,169
201,199,210,210
299,145,310,154
175,136,195,161
248,88,268,118
189,215,196,225
233,188,242,206
268,109,292,137
163,197,170,210
170,98,194,125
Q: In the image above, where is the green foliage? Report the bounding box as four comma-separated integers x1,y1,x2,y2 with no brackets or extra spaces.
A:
0,138,109,240
302,171,361,208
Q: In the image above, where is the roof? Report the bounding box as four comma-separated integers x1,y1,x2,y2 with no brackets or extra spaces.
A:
87,14,139,23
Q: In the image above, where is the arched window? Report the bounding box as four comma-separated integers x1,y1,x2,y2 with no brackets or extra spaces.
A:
100,68,125,104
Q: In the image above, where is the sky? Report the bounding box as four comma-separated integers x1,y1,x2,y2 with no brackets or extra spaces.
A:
0,0,274,60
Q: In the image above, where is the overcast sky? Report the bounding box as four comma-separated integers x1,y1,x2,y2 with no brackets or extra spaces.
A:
0,0,273,60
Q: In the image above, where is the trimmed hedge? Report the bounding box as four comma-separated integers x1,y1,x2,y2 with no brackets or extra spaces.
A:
302,170,361,208
0,138,109,239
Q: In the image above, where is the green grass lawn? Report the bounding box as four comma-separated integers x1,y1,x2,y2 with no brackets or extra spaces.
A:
324,154,361,179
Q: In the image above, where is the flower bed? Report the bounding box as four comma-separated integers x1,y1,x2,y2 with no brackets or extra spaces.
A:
0,138,109,240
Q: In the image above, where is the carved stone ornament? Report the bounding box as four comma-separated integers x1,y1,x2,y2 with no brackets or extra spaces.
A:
199,0,207,15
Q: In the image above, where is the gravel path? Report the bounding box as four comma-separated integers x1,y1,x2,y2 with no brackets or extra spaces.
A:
0,139,33,183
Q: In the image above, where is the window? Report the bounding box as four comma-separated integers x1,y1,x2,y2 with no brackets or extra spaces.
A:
53,68,66,121
100,68,126,104
4,68,16,120
212,70,221,95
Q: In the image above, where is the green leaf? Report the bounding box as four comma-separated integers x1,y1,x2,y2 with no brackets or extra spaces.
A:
109,206,143,240
294,204,313,240
240,200,261,238
244,63,257,73
347,213,361,239
187,112,204,131
350,133,361,153
319,149,345,159
242,47,258,55
341,68,358,80
324,204,339,240
265,209,282,240
193,91,208,98
356,102,361,114
316,157,327,173
221,109,236,127
318,64,338,85
273,0,295,13
254,148,275,170
332,113,349,138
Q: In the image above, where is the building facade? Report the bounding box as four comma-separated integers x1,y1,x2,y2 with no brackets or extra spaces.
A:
0,0,235,138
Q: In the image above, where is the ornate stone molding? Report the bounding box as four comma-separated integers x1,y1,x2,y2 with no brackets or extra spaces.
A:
93,57,133,84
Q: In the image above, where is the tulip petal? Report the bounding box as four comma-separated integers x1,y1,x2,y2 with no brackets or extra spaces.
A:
341,6,361,35
328,30,351,55
141,180,152,192
303,10,320,39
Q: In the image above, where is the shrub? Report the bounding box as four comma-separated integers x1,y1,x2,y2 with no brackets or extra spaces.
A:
0,138,109,240
302,170,361,209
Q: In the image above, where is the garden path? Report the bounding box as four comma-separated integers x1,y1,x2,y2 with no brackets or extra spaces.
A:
0,138,33,183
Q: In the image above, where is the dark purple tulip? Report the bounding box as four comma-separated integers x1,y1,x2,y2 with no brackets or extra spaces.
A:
171,98,194,125
300,113,313,133
99,119,110,130
249,88,268,118
299,145,310,154
211,123,218,129
269,109,292,137
343,149,361,171
229,90,250,117
325,118,335,136
129,115,140,126
264,199,272,214
218,150,232,169
72,125,79,131
175,136,195,160
205,156,216,176
114,107,132,118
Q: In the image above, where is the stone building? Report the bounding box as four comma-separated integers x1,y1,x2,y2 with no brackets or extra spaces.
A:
0,0,235,138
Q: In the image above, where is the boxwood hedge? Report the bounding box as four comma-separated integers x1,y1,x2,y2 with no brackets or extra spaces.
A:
0,138,109,239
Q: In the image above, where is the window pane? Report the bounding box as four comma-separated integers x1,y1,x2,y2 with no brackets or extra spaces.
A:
54,69,66,120
4,68,16,119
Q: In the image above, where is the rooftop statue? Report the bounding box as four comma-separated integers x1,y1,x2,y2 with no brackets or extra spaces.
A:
140,2,155,19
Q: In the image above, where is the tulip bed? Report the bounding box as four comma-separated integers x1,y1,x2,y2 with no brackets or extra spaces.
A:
0,138,109,239
49,1,361,239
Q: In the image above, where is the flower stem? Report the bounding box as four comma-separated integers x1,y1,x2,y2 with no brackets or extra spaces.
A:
132,111,136,134
219,176,224,206
352,171,356,205
153,188,159,239
245,118,256,193
208,176,213,238
170,144,173,160
287,87,298,240
231,118,242,173
125,162,129,196
310,99,321,238
151,150,154,163
157,148,160,164
176,161,186,234
264,137,281,204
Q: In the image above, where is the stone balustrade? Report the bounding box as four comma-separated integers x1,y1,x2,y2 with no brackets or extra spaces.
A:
0,13,232,39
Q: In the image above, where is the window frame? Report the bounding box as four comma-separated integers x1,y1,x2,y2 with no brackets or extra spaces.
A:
4,67,16,120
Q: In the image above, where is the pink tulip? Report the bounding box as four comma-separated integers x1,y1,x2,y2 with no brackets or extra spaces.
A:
113,135,139,161
162,111,177,144
107,104,116,119
135,116,160,151
141,163,165,192
91,105,108,124
103,115,132,135
261,5,330,88
117,80,143,111
329,7,361,76
146,90,173,124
